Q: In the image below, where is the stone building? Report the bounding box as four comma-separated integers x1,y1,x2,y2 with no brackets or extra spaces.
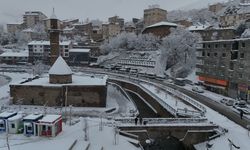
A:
209,3,224,13
7,23,24,34
196,38,250,102
143,5,167,27
142,21,177,38
10,56,108,107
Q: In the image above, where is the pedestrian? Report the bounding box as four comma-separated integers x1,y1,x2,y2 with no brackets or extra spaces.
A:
240,110,243,119
139,117,143,125
135,117,138,125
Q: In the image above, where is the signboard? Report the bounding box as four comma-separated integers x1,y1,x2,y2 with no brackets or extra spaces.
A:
198,76,228,86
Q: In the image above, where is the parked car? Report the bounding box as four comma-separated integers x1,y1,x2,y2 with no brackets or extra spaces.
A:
174,78,186,86
220,98,228,104
233,101,247,108
192,86,204,93
225,99,235,106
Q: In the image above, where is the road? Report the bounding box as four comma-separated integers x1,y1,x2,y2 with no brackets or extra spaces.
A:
161,82,250,129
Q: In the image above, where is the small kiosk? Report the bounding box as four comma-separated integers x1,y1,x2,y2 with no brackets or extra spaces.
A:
23,114,43,136
37,115,62,137
0,111,17,132
8,114,23,134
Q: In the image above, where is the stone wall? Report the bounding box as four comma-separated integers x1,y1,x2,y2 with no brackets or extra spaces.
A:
49,74,72,84
10,85,107,107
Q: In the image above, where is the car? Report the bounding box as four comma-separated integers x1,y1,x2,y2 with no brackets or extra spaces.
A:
234,100,247,107
192,86,204,93
225,99,235,106
220,98,228,104
174,78,186,86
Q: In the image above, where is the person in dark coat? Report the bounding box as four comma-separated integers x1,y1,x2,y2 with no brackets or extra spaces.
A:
240,110,244,119
135,117,138,125
139,117,143,125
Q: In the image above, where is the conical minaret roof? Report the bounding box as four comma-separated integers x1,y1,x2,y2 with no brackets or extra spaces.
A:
49,56,72,75
50,8,57,19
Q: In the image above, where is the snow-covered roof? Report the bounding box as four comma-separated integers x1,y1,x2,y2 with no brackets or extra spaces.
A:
28,41,71,46
38,114,61,123
188,25,210,31
8,114,22,121
11,74,108,86
0,51,28,57
49,56,72,75
200,37,250,43
0,112,17,119
23,114,43,121
22,28,34,32
146,21,178,29
69,49,90,53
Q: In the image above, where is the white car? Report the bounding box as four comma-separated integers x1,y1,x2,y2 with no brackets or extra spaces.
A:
192,86,204,93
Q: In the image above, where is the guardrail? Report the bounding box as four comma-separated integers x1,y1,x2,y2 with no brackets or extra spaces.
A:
115,117,208,125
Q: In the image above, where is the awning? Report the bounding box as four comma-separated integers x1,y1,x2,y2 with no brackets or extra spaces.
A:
203,83,226,90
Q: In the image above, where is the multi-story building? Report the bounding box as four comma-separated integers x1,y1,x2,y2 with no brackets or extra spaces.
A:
188,25,236,41
102,22,121,39
108,16,124,28
209,3,224,13
196,38,250,102
143,5,167,27
219,1,250,27
7,23,24,34
28,41,72,63
23,11,47,28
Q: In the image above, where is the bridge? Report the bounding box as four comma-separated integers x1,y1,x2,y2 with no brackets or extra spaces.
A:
112,117,221,149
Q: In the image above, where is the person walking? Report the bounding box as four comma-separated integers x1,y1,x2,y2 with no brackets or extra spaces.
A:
139,117,143,125
135,117,138,125
240,110,244,119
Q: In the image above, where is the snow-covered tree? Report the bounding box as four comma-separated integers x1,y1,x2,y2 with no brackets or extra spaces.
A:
157,27,201,78
241,28,250,38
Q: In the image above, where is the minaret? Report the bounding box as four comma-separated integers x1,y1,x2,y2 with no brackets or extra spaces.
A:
49,8,60,65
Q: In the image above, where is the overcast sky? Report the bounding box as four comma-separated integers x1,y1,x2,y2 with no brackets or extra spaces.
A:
0,0,227,24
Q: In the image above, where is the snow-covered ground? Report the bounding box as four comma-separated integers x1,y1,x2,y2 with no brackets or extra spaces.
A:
0,117,140,150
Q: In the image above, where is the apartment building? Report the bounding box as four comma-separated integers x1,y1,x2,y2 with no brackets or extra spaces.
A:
196,38,250,102
23,11,47,28
28,41,72,63
143,5,167,27
7,23,24,34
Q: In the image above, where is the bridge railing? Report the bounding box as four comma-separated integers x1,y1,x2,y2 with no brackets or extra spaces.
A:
115,117,208,125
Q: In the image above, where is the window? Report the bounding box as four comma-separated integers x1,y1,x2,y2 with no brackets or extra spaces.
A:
229,62,234,70
214,53,218,57
203,44,205,48
0,123,4,127
240,53,244,59
242,42,245,48
42,125,46,130
207,52,210,57
231,51,238,60
48,126,51,131
11,124,15,128
239,64,244,69
239,73,243,79
207,44,211,48
215,44,218,48
202,51,205,56
222,53,226,57
27,126,32,131
232,41,239,50
223,44,227,48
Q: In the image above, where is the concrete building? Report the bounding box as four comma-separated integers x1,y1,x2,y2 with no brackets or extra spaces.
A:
102,22,121,39
108,16,124,28
142,21,177,38
188,25,236,41
23,11,47,28
196,38,250,102
219,1,250,27
7,23,24,34
0,51,29,65
24,11,47,25
10,56,108,107
143,5,167,27
28,41,72,63
209,3,224,13
68,48,90,66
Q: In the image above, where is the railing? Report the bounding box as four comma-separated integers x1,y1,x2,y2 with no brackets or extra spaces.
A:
115,117,209,125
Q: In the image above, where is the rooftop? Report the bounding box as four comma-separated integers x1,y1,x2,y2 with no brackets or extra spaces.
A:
28,41,71,46
38,115,61,123
146,21,178,29
23,114,43,121
11,74,108,86
8,114,23,121
0,51,28,57
49,56,72,75
69,49,90,53
0,112,17,119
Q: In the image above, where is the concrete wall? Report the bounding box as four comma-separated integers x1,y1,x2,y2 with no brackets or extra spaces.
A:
10,85,107,107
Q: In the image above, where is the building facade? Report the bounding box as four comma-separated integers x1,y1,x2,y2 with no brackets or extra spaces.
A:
23,11,47,28
196,38,250,102
143,5,167,27
28,41,72,63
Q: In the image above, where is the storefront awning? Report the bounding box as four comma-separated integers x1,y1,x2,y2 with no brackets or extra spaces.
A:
203,83,226,90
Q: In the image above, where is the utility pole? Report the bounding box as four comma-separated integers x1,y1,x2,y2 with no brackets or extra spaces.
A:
69,105,72,126
64,86,68,123
6,120,10,150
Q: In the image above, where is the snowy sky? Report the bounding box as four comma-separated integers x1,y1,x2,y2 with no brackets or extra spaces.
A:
0,0,228,24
